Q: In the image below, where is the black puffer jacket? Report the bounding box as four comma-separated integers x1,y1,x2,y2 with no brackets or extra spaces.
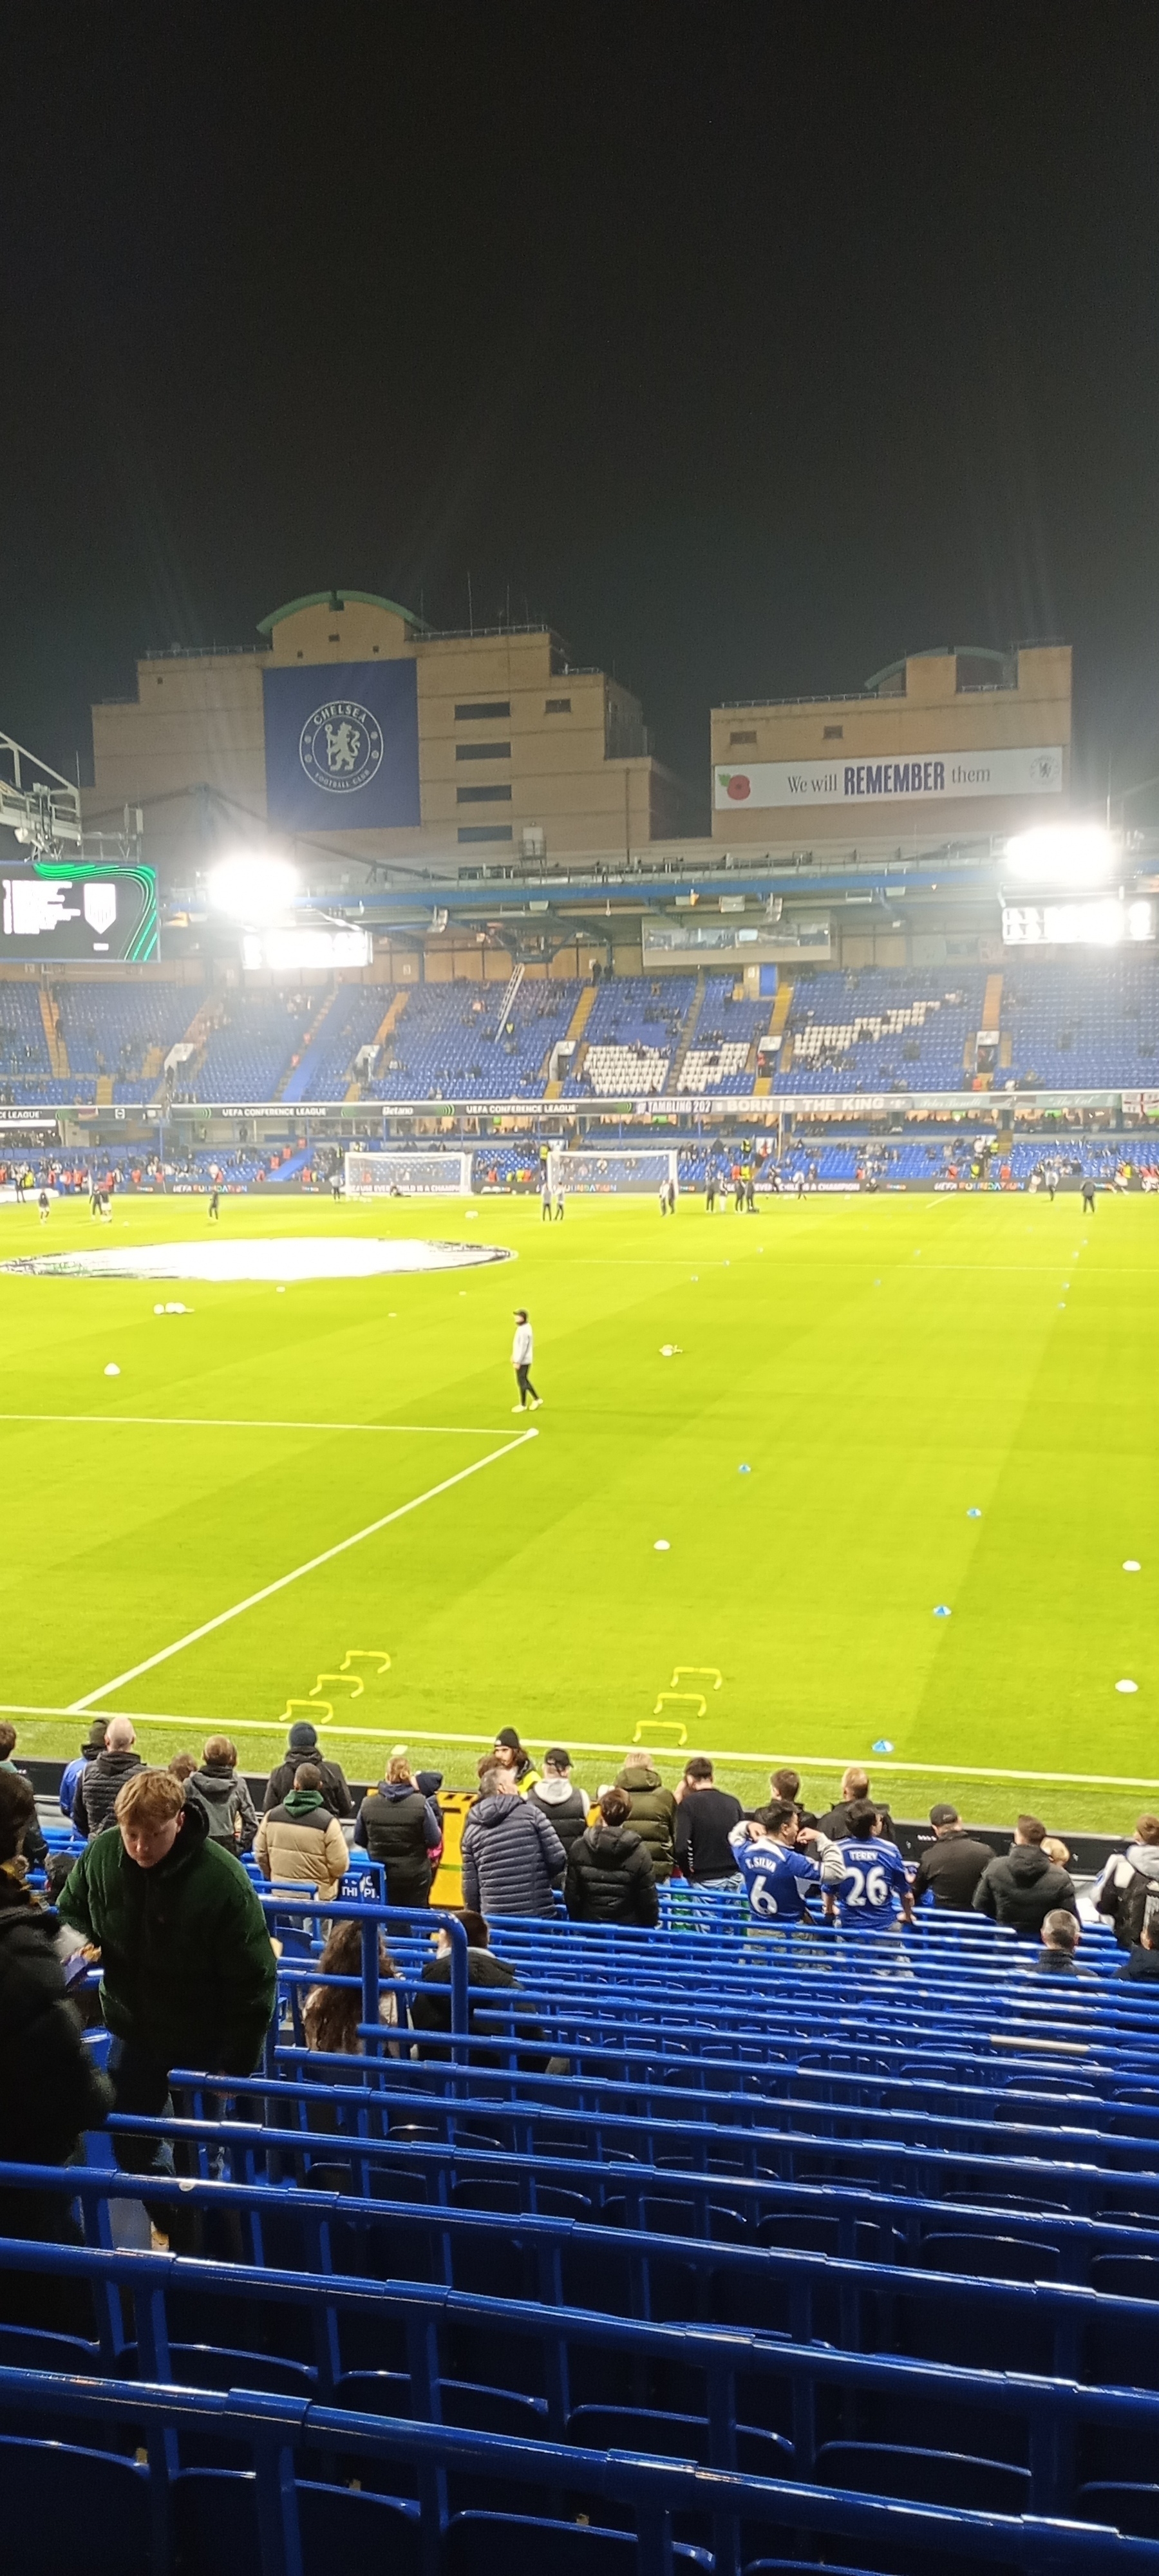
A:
461,1794,565,1918
263,1756,353,1820
0,1882,111,2161
565,1824,658,1927
73,1750,144,1838
354,1781,440,1905
973,1843,1077,1935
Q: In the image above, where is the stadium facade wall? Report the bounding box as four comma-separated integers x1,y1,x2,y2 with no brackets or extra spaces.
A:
712,641,1072,845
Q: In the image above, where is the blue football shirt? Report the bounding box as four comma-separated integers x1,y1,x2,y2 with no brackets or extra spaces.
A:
732,1835,823,1924
829,1836,909,1931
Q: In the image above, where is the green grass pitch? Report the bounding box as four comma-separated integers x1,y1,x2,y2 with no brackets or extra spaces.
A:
1,1186,1154,1833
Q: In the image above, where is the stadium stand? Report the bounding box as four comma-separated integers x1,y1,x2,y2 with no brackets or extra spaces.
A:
55,983,193,1102
1003,956,1159,1090
776,969,990,1094
680,976,768,1095
562,978,697,1097
370,980,582,1101
294,985,387,1102
10,1830,1159,2572
193,992,312,1103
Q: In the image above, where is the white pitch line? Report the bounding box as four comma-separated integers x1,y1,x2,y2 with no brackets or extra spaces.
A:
0,1412,519,1437
68,1426,538,1715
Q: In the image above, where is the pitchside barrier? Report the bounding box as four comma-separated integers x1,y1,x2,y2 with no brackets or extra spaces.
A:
343,1151,473,1196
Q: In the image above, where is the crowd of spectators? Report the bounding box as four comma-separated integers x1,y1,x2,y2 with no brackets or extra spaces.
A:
3,1711,1159,2282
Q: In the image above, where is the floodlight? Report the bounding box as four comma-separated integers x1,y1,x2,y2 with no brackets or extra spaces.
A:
1003,824,1115,886
207,854,297,923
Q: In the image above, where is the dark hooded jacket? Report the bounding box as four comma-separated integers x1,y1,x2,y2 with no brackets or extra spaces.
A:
461,1792,565,1918
816,1795,896,1846
57,1792,276,2074
973,1842,1077,1936
0,1874,111,2162
527,1776,589,1853
565,1823,658,1927
354,1780,440,1905
614,1762,677,1880
191,1759,259,1852
263,1753,353,1820
73,1748,144,1839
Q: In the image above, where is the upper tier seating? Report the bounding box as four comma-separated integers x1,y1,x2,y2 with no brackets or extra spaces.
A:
777,969,990,1094
563,978,698,1097
55,983,193,1099
370,980,582,1101
1004,955,1159,1088
8,1878,1159,2572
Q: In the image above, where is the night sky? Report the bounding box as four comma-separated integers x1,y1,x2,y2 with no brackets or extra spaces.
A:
5,7,1159,817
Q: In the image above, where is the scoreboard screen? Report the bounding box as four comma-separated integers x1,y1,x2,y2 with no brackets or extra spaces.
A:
0,866,158,961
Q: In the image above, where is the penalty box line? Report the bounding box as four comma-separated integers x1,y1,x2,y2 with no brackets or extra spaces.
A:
68,1424,538,1717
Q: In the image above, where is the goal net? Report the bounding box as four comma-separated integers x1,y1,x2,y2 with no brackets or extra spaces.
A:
344,1151,473,1197
547,1148,680,1195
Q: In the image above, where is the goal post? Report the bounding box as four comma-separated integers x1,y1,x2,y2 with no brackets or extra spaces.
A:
547,1148,680,1195
343,1150,473,1197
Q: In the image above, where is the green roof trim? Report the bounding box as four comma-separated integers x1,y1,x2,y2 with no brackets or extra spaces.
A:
863,645,1010,692
256,589,429,637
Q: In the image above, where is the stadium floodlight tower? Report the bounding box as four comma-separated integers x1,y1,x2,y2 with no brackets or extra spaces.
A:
207,853,298,922
1004,823,1118,888
0,733,84,860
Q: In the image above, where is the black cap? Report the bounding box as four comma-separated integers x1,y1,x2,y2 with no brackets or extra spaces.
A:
288,1720,319,1752
495,1726,521,1749
930,1803,959,1827
544,1747,570,1770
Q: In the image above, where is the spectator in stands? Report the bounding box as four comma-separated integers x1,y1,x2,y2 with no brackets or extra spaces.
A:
0,1723,46,1869
614,1753,677,1879
262,1719,353,1819
411,1905,551,2065
1094,1815,1159,1948
59,1720,108,1822
353,1752,440,1908
462,1763,565,1917
729,1800,833,1927
256,1762,350,1904
565,1787,659,1927
0,1772,111,2324
911,1805,993,1911
767,1767,819,1830
493,1725,538,1790
303,1918,398,2053
1033,1909,1086,1975
674,1758,744,1886
529,1747,589,1853
822,1801,914,1933
191,1736,259,1851
816,1766,895,1844
57,1769,275,2231
1116,1912,1159,1983
73,1714,144,1837
972,1816,1077,1937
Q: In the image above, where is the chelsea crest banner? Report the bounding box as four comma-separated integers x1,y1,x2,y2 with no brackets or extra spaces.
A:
263,661,421,829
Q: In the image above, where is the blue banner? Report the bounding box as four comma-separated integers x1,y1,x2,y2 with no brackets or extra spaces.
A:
263,660,420,829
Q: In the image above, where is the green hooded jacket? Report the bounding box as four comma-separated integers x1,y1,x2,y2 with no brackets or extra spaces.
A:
57,1794,276,2074
614,1761,677,1880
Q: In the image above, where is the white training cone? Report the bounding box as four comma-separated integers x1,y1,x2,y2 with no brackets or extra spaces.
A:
1124,1560,1142,1573
104,1363,120,1378
654,1539,670,1552
1116,1679,1139,1694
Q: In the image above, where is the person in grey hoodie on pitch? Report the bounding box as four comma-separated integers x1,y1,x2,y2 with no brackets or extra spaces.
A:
527,1747,589,1853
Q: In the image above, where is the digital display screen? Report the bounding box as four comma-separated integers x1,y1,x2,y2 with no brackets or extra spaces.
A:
0,866,158,961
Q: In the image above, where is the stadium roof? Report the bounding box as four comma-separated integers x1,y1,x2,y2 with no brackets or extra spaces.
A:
256,589,429,636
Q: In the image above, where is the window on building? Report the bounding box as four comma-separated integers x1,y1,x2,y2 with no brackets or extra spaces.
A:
729,728,756,745
457,784,513,803
545,697,572,714
456,742,511,761
823,724,843,739
458,825,514,843
455,700,510,721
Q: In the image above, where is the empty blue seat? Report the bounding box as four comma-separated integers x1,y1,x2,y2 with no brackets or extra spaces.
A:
815,2441,1031,2514
0,2438,149,2574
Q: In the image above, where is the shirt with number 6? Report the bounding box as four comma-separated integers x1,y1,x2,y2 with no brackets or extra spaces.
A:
822,1834,909,1929
728,1823,834,1924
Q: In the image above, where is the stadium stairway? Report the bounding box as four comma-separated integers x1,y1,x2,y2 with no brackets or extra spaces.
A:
668,969,708,1092
37,988,68,1077
277,988,341,1104
547,980,599,1099
347,986,410,1101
